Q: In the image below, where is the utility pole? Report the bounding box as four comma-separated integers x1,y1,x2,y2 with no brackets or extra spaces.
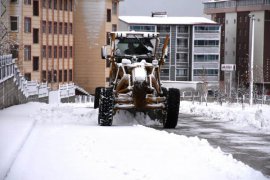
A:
249,14,255,106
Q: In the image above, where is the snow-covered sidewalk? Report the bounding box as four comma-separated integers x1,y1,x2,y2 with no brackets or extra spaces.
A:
0,102,268,180
180,101,270,133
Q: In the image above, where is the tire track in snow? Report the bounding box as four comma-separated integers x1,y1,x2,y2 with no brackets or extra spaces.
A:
3,118,38,180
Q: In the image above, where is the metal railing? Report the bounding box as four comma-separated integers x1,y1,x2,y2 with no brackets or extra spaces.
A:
0,54,14,83
204,0,270,10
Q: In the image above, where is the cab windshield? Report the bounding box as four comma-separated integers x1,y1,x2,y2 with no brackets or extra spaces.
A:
114,37,156,57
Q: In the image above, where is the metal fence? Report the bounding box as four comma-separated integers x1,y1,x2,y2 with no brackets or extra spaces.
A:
75,95,94,103
1,54,50,108
0,54,14,83
180,90,270,105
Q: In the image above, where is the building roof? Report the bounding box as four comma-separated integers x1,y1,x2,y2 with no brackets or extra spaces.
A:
119,16,217,25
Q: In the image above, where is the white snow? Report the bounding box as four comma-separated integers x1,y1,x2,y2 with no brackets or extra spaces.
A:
180,101,270,133
119,16,217,25
0,102,269,180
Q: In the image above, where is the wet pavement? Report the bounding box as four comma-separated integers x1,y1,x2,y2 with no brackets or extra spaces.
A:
154,113,270,177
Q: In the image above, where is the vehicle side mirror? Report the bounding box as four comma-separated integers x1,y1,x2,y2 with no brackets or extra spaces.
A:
101,45,111,59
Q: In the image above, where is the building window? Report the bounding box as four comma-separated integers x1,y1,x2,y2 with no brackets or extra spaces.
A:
33,28,39,43
112,2,117,15
42,0,46,8
194,40,219,47
177,26,189,33
59,70,62,82
10,0,18,3
42,46,46,58
48,71,51,83
64,0,68,10
64,23,68,34
157,25,170,33
54,0,57,9
48,22,52,34
42,71,46,82
69,0,73,11
24,17,31,33
176,69,187,76
54,46,57,58
54,22,57,34
59,0,62,10
112,24,117,31
107,9,111,22
59,22,62,34
194,26,219,33
48,46,52,58
24,45,31,61
64,46,67,58
69,69,72,81
177,38,188,48
48,0,52,9
64,70,67,81
33,57,39,71
10,16,18,31
24,0,31,5
53,70,57,82
33,0,39,16
160,69,169,77
193,69,218,76
176,53,188,63
42,21,46,33
194,55,219,62
69,23,72,34
59,46,62,58
106,32,110,45
69,46,72,58
130,25,155,32
24,73,31,81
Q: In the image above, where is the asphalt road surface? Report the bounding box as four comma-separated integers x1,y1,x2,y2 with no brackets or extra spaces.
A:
155,113,270,177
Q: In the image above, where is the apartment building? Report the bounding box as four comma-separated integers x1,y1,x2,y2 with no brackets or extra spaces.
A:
5,0,74,90
119,13,221,85
204,0,270,90
2,0,122,93
74,0,122,94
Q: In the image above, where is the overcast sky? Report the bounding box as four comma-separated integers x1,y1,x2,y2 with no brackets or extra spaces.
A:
119,0,207,17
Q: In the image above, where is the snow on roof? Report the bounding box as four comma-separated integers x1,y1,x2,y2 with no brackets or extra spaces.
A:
119,16,217,25
111,31,159,38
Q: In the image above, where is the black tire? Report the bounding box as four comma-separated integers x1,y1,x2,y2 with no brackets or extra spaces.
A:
161,87,167,97
98,87,114,126
94,87,103,109
163,88,180,129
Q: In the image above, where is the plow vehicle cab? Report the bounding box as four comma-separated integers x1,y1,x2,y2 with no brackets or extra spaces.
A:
95,31,180,128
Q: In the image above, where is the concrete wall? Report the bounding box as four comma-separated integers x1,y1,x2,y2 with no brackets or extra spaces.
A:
0,78,50,109
0,77,26,109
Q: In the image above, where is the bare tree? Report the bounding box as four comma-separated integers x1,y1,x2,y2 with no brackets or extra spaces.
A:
196,68,208,106
254,64,265,104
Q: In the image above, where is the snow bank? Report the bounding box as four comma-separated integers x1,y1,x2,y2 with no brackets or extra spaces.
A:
180,101,270,132
0,102,268,180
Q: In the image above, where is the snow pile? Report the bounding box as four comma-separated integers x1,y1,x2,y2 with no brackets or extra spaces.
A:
180,101,270,132
0,102,268,180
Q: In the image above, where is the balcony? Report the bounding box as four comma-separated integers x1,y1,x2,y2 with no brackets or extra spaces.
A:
194,33,220,39
204,0,270,14
194,46,220,54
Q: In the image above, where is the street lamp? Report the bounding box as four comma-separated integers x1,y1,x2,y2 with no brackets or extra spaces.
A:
249,14,255,106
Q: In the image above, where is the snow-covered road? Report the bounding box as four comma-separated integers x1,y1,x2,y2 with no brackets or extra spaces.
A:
162,113,270,176
0,102,268,180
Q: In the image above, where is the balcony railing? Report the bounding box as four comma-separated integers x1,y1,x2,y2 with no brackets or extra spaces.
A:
204,0,270,12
